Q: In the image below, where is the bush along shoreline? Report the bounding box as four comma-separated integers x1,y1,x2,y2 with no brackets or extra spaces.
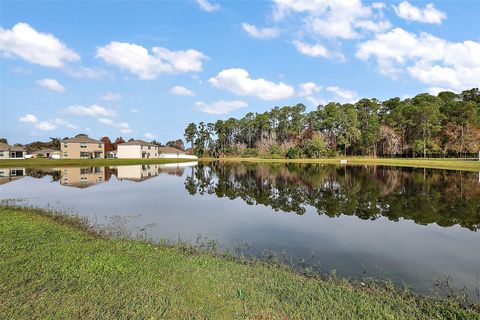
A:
1,203,479,319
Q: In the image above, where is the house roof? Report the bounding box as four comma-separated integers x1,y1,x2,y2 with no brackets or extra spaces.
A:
0,142,25,151
33,148,60,154
158,146,185,154
62,134,102,144
121,139,157,146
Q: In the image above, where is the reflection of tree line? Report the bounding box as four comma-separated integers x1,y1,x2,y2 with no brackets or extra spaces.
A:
185,163,480,231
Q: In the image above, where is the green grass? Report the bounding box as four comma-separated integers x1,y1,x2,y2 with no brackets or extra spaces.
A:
201,157,480,172
0,157,196,168
1,206,478,319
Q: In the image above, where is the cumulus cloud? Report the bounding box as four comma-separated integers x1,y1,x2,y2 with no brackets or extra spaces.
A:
35,121,57,131
326,86,358,103
293,40,330,58
208,68,294,101
393,1,446,24
196,0,220,12
144,133,155,139
19,114,38,123
241,23,279,39
98,118,132,134
195,100,248,115
37,78,65,92
298,82,322,97
0,22,79,67
96,42,208,80
356,28,480,90
19,113,76,131
101,92,122,101
171,85,196,96
66,104,116,117
272,0,391,39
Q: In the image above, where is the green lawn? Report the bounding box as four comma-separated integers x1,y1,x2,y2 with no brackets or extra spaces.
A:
0,157,196,167
202,157,480,172
1,206,478,319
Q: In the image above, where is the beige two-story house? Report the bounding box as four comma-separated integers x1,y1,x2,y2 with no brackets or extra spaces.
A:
117,140,158,159
61,134,104,159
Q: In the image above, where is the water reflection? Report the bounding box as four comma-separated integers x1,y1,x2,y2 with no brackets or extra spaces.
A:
186,163,480,231
1,162,479,296
0,167,26,185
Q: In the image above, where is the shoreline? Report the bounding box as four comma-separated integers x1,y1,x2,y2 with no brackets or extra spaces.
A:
1,156,479,171
1,204,478,319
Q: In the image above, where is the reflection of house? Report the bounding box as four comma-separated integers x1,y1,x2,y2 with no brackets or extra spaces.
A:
158,147,198,159
117,140,158,159
0,142,26,159
0,167,25,184
59,167,105,188
61,134,104,159
32,148,61,159
116,164,161,182
116,162,198,181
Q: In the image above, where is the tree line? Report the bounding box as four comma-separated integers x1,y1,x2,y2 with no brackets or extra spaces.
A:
184,88,480,158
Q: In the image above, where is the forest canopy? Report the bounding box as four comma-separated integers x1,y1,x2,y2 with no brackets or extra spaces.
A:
184,88,480,158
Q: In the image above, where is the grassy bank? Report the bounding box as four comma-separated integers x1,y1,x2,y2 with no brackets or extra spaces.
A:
1,206,478,319
0,157,196,168
201,157,480,172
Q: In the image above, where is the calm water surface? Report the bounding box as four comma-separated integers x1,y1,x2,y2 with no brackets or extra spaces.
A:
1,162,479,296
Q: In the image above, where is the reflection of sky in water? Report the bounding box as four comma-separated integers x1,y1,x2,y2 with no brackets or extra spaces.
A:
1,164,479,297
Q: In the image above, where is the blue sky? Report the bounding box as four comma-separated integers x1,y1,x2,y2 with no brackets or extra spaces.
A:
1,0,479,144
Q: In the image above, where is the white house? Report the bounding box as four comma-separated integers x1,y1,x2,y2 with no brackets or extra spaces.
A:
117,140,158,159
158,147,198,159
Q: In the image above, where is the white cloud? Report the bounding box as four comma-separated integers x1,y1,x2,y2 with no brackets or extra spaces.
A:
196,0,220,12
145,133,155,139
241,23,279,39
96,42,208,80
326,86,358,103
35,121,57,131
293,40,330,58
0,22,79,67
171,85,196,96
393,1,446,24
209,68,294,101
298,82,322,97
37,78,65,92
101,92,122,101
19,114,38,123
98,118,132,134
19,113,77,131
195,100,248,115
272,0,391,39
66,104,116,117
356,28,480,90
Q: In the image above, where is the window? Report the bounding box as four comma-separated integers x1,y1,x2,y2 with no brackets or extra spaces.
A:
64,152,68,157
80,152,90,158
64,143,68,148
64,178,69,182
80,168,91,174
0,151,3,157
148,146,151,150
80,177,88,183
80,143,87,148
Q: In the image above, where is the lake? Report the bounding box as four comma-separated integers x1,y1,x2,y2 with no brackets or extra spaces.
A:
1,162,479,297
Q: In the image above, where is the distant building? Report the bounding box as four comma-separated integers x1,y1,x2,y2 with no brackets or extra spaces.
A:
158,146,198,159
0,142,26,159
117,140,158,159
32,148,61,159
61,134,105,159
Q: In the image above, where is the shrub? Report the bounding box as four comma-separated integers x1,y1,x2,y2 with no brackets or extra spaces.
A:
286,146,301,159
241,148,258,158
303,135,326,158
